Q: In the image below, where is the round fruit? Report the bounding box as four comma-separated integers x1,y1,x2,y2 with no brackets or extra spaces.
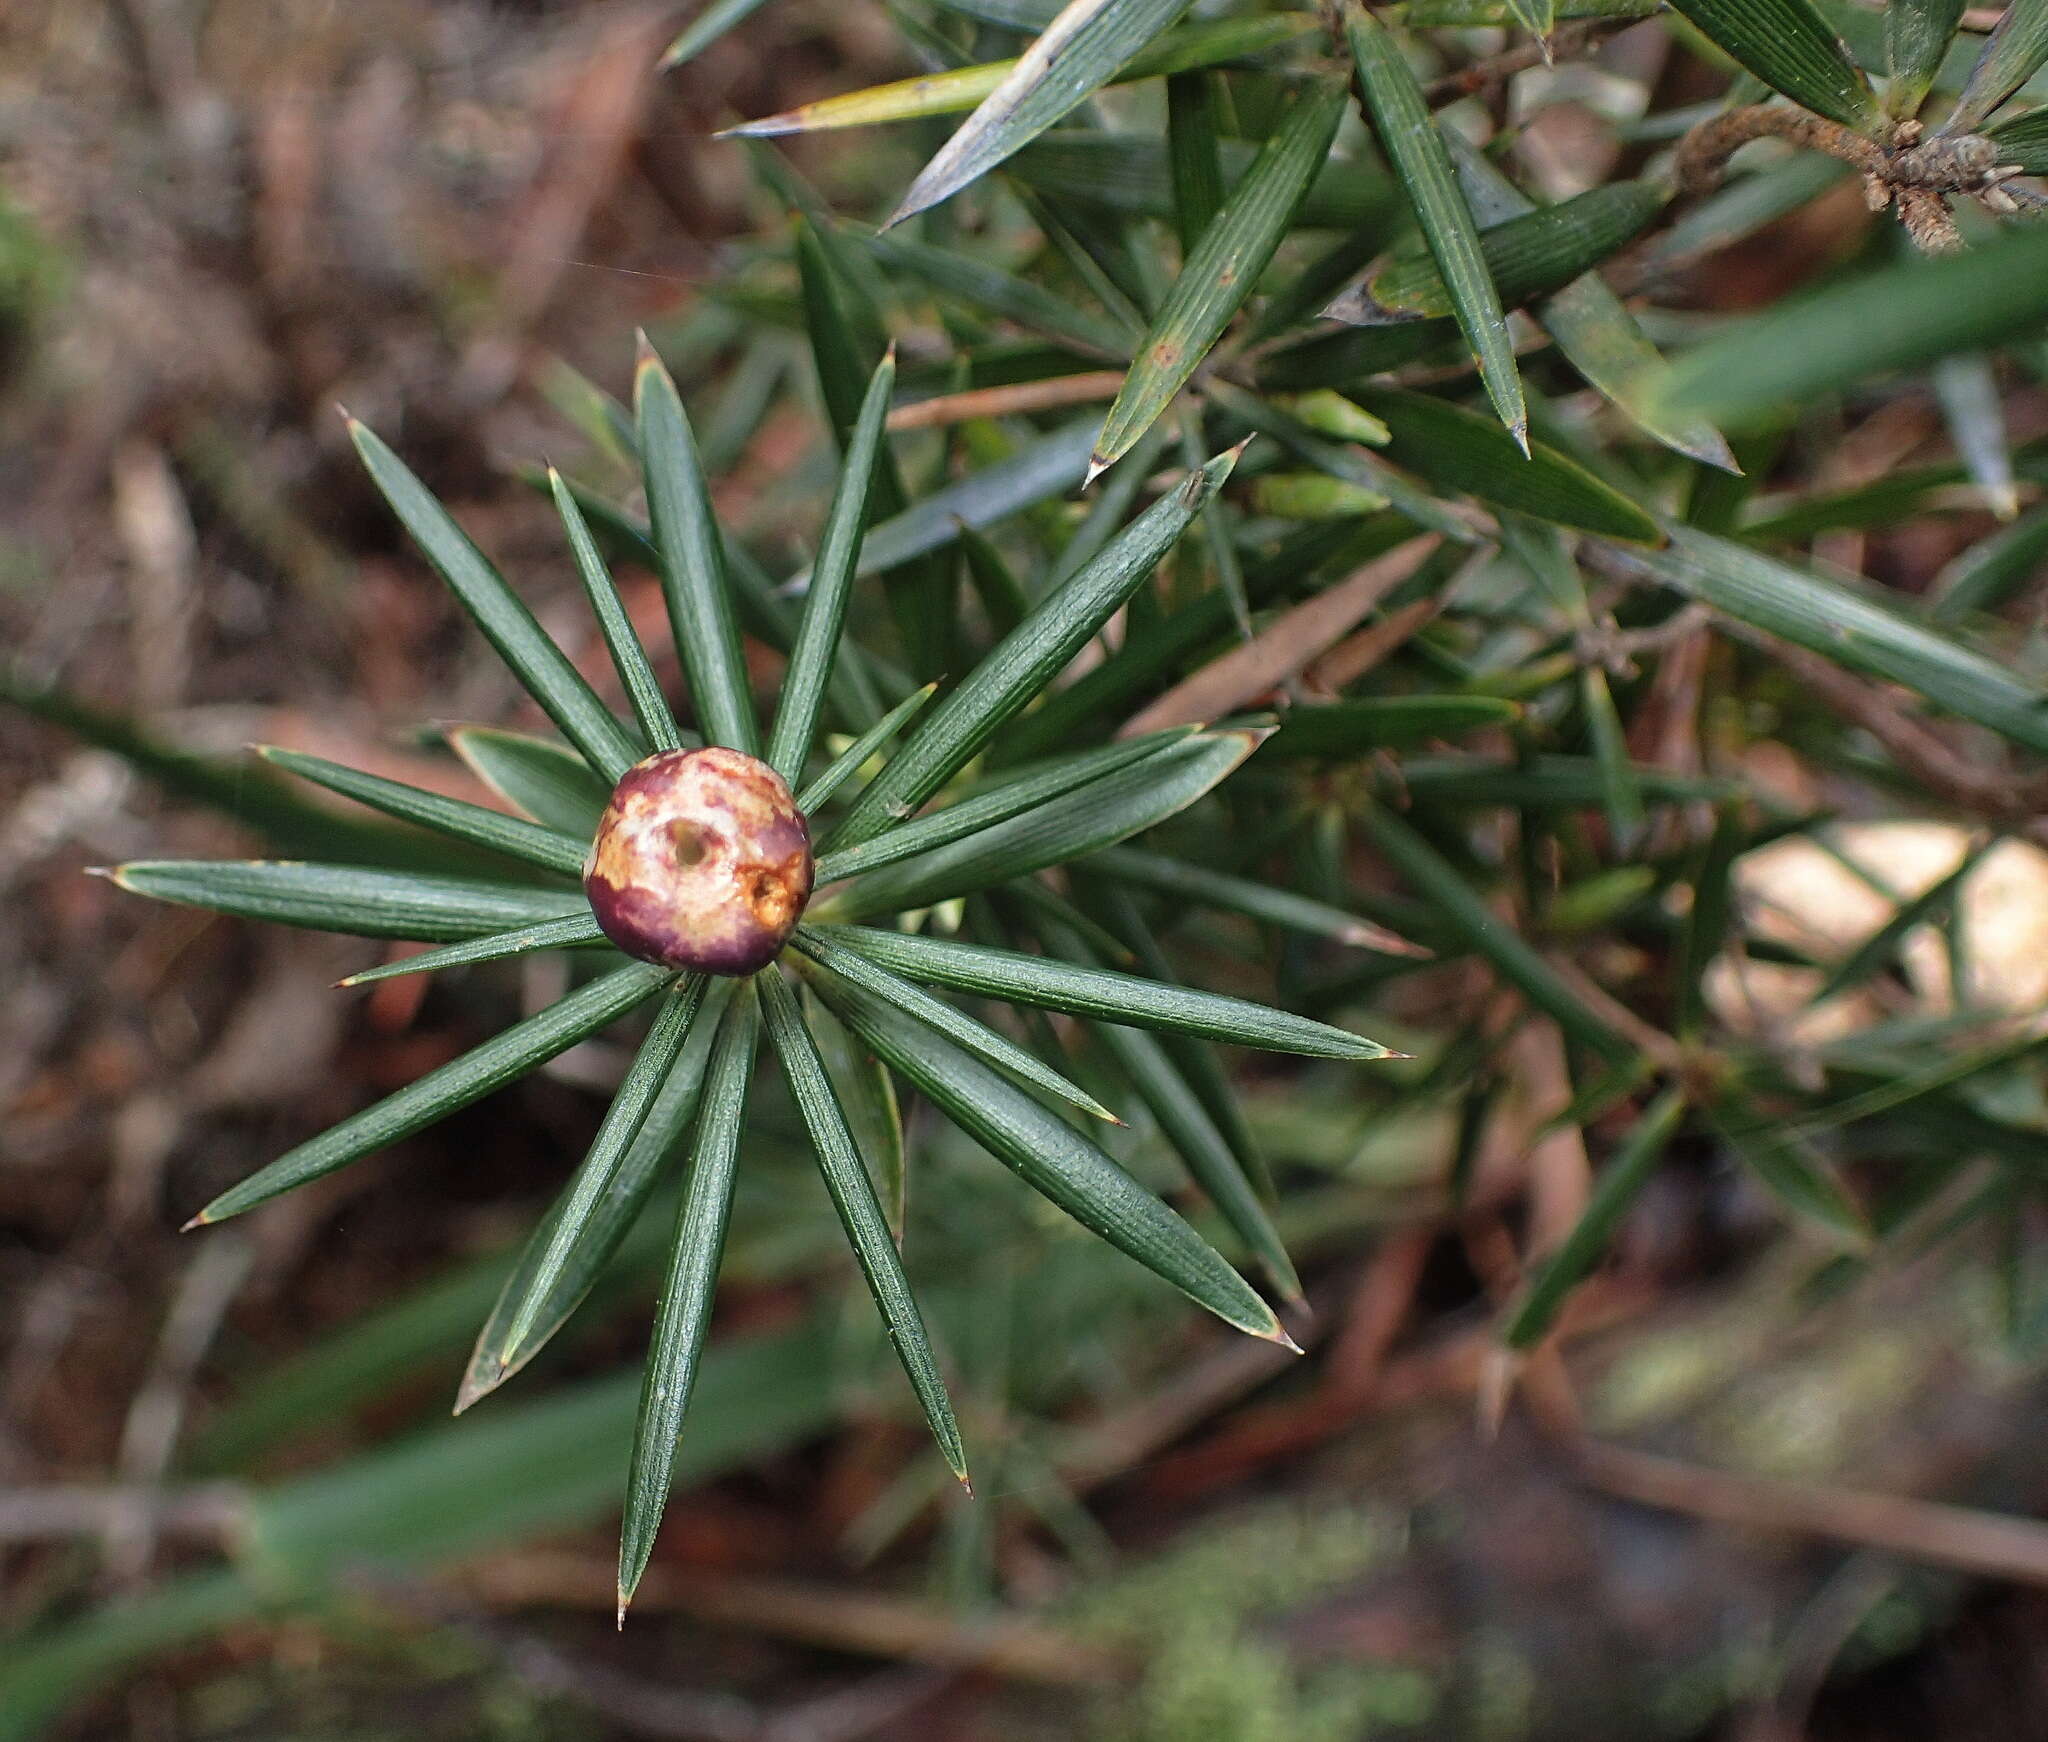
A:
583,747,812,976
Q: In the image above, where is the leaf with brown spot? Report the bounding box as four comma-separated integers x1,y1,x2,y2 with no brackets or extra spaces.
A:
1091,80,1349,478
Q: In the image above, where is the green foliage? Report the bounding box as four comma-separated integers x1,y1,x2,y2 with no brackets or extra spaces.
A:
14,0,2048,1726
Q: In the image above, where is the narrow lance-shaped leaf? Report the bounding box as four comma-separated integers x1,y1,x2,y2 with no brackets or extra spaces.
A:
1068,873,1278,1203
1887,0,1967,118
1987,105,2048,172
1666,0,1884,130
1011,130,1391,231
1348,386,1663,543
1943,0,2048,134
1355,181,1667,319
790,418,1100,590
1344,4,1527,450
1933,353,2019,522
800,684,938,813
817,729,1196,880
338,912,609,987
550,470,683,753
887,0,1199,226
800,983,906,1239
1610,526,2048,756
108,860,588,942
815,922,1398,1059
256,748,588,879
864,232,1134,355
1166,70,1226,257
1504,1086,1686,1347
1927,500,2048,623
1092,79,1348,478
1355,799,1634,1064
635,338,759,756
726,14,1317,136
619,984,761,1616
829,727,1263,919
347,418,644,781
810,971,1291,1344
1034,912,1298,1297
1427,136,1736,472
832,446,1243,848
767,351,897,785
1711,1109,1868,1240
458,980,739,1412
189,963,672,1226
1089,844,1426,955
501,979,711,1365
1650,203,2048,430
792,927,1121,1123
660,0,776,69
449,726,615,837
759,970,967,1480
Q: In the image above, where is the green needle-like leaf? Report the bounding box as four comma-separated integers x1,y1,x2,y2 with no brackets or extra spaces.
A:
1266,696,1522,755
793,927,1121,1123
724,15,1315,136
864,231,1134,355
1091,845,1424,955
1345,4,1527,450
833,445,1243,848
1092,79,1348,477
458,981,738,1412
550,469,682,754
1987,105,2048,172
1359,181,1667,320
817,729,1195,878
448,727,615,836
1504,1086,1687,1347
619,984,760,1615
812,972,1291,1344
1666,0,1883,129
1348,387,1663,542
830,727,1262,918
257,748,587,879
757,970,967,1479
815,923,1395,1059
338,913,609,986
888,0,1198,226
660,0,776,68
348,417,644,781
801,985,906,1238
800,684,939,813
1886,0,1966,118
790,418,1100,591
1355,799,1634,1063
1166,71,1226,257
1010,130,1392,230
1711,1111,1868,1241
189,962,672,1226
635,338,759,756
1094,1013,1298,1295
108,860,588,941
1650,225,2048,429
502,979,711,1364
1612,526,2048,755
1943,0,2048,133
768,352,896,786
1033,912,1296,1296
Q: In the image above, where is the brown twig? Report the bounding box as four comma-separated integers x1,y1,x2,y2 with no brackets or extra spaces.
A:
884,371,1126,431
1118,536,1439,736
1422,18,1635,105
1575,1438,2048,1590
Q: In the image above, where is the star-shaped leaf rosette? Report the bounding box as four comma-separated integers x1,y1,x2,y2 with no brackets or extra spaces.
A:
106,339,1395,1617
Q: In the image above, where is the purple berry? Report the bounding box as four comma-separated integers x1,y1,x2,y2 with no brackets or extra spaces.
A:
583,747,813,976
